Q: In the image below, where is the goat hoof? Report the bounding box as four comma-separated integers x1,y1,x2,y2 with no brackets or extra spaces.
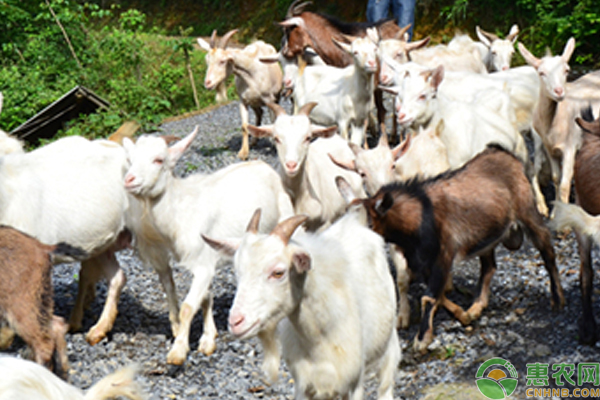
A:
85,328,106,346
396,313,410,330
167,344,189,365
198,336,217,356
413,332,433,355
67,320,82,333
237,149,249,161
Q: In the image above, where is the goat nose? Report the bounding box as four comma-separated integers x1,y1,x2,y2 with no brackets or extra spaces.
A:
228,313,245,329
286,161,298,171
204,79,212,88
554,87,564,97
124,174,136,187
502,66,509,71
397,112,406,121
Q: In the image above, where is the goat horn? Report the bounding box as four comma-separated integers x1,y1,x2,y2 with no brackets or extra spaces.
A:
271,215,308,245
395,23,412,41
286,0,312,18
220,29,238,49
209,29,218,48
477,26,499,42
267,102,288,118
298,102,318,117
378,132,389,148
246,208,262,233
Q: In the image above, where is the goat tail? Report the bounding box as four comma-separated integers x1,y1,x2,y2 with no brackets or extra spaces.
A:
550,202,600,243
83,364,146,400
51,243,88,263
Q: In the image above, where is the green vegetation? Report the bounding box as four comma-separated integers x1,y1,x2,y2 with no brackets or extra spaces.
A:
0,0,597,142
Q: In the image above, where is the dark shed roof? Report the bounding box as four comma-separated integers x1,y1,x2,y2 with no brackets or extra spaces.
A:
10,86,110,143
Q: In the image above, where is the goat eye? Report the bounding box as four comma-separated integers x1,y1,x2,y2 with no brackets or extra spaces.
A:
539,71,546,77
270,270,285,279
358,170,366,178
153,158,164,165
418,94,427,101
274,136,281,144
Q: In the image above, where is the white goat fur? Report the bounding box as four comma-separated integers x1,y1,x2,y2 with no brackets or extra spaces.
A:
248,104,365,231
293,30,379,145
0,136,130,345
198,34,282,160
0,356,145,400
122,129,294,365
205,209,400,399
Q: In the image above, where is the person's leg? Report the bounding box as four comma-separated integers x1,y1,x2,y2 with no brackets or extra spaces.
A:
392,0,415,40
367,0,391,23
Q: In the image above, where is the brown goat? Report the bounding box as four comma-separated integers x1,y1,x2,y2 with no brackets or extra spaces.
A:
360,145,564,353
280,0,409,139
0,226,86,379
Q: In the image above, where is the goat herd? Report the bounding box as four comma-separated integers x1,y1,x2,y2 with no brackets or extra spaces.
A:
1,1,600,399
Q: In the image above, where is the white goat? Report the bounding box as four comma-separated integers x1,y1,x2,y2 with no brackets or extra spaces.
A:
202,208,400,399
519,38,600,207
248,102,364,231
475,25,519,72
0,356,145,400
0,136,131,345
293,28,379,145
122,127,294,365
198,29,283,160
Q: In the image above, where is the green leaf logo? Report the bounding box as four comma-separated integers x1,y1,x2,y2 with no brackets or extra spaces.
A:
475,358,519,399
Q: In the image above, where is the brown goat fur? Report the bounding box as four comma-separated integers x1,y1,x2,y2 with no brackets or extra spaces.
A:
0,226,86,379
362,145,564,352
572,106,600,344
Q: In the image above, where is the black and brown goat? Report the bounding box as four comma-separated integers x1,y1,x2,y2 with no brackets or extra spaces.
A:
361,145,565,352
551,106,600,344
0,226,86,379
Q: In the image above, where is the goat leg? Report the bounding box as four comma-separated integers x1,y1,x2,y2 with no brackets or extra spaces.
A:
575,230,598,344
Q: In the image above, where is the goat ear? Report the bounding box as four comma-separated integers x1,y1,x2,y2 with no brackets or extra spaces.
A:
561,37,576,62
375,192,394,216
328,153,356,172
435,119,445,137
378,85,399,95
507,24,519,43
122,137,136,154
366,27,379,44
392,133,411,160
197,37,212,51
517,43,541,68
291,249,311,273
247,124,274,138
201,234,240,257
430,65,444,90
279,17,305,29
168,126,197,164
311,125,337,139
332,37,352,54
259,53,281,64
335,176,358,204
406,37,430,52
475,26,492,47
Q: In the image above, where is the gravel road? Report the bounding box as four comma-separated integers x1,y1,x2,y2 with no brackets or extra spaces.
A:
5,98,600,400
